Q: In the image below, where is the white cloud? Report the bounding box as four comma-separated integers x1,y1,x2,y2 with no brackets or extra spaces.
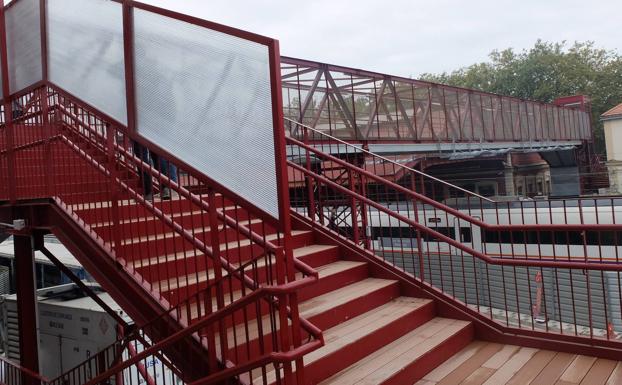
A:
142,0,621,77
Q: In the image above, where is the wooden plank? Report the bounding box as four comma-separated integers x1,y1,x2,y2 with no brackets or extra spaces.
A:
558,355,597,384
482,347,538,385
461,367,496,385
414,380,436,385
298,278,396,318
436,343,504,385
305,297,429,363
356,321,470,384
422,341,486,382
606,362,622,385
316,260,367,278
319,318,455,384
482,344,520,369
506,350,557,385
530,352,576,385
579,359,618,385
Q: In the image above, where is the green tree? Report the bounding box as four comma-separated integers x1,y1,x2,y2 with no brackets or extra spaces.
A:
420,41,622,153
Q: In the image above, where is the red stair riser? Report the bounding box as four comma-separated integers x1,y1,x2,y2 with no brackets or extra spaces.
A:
298,263,368,302
308,281,400,331
96,214,272,243
296,247,340,268
133,231,314,279
73,198,232,222
161,263,279,306
114,223,280,262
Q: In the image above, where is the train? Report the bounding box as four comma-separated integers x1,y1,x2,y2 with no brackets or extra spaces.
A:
321,197,622,262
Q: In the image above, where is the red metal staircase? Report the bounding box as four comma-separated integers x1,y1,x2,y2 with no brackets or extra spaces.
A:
1,72,622,385
1,2,622,384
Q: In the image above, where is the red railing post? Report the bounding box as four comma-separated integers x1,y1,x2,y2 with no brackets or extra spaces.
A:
411,175,425,281
303,126,316,222
359,173,370,250
207,189,228,363
106,125,123,260
349,170,360,245
0,4,15,202
273,246,293,384
40,87,54,197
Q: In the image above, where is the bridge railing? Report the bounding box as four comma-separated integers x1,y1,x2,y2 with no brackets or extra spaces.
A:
281,57,591,143
286,120,622,354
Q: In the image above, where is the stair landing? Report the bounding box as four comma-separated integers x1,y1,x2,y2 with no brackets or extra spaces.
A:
415,341,622,385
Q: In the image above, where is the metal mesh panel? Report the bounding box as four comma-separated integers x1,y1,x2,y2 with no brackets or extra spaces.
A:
133,10,279,219
47,0,127,124
5,0,42,94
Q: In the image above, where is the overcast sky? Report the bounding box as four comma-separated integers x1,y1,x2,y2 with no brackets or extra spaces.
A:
143,0,621,78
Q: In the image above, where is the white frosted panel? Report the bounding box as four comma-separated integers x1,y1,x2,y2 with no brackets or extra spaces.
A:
47,0,127,124
6,0,42,93
134,10,279,219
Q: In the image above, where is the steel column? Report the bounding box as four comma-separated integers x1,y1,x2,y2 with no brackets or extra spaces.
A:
14,234,39,377
122,1,137,134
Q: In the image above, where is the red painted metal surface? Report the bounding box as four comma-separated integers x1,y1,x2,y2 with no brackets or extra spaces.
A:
281,57,592,144
13,235,39,376
0,0,319,382
0,82,322,384
286,119,622,353
0,356,49,385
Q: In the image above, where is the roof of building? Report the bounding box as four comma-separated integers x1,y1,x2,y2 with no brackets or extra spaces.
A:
0,236,81,268
601,102,622,120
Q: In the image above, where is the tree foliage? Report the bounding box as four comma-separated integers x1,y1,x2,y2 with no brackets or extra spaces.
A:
420,41,622,153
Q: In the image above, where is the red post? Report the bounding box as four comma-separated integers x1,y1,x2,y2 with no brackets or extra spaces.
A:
122,1,137,135
207,189,228,362
349,170,359,245
106,125,123,261
14,234,40,378
411,175,425,281
303,126,316,222
0,4,15,202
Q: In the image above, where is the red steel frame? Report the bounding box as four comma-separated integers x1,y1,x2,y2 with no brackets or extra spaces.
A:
281,56,592,144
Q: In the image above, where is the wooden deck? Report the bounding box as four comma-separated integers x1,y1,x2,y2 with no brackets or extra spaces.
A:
415,341,622,385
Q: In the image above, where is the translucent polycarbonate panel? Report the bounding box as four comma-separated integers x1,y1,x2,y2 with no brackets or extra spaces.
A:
47,0,127,124
5,0,42,94
133,10,279,219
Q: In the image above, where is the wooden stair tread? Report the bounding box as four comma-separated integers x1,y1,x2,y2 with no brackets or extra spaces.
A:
293,244,338,258
156,245,348,291
319,318,471,385
305,297,431,363
135,242,328,270
315,260,367,278
417,342,622,385
184,290,245,320
221,230,310,249
119,218,264,245
131,250,205,268
91,210,204,228
258,297,432,382
69,195,192,210
298,278,398,319
211,276,397,347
